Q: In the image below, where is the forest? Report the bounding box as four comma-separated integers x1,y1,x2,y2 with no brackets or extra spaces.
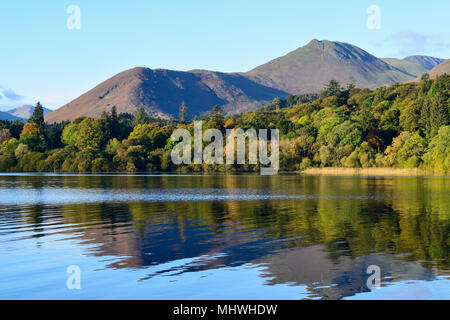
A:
0,73,449,173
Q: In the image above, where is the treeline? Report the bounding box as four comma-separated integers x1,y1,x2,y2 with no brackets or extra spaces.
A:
0,73,449,173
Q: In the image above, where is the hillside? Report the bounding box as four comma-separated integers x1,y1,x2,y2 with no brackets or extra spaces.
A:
0,111,22,122
382,56,444,77
408,59,450,82
424,59,450,78
244,39,415,94
45,67,288,123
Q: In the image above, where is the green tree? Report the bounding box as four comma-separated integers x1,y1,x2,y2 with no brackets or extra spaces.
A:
321,80,343,98
1,138,19,155
61,122,80,146
423,125,450,172
400,99,421,132
28,102,46,135
430,91,449,136
133,107,149,126
75,118,104,150
128,123,172,151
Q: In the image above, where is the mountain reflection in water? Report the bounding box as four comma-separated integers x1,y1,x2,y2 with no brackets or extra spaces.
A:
0,174,449,299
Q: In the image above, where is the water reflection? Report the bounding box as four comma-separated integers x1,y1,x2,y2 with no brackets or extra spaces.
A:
0,174,449,299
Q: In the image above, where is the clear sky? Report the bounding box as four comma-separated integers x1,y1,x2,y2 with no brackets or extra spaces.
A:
1,0,449,110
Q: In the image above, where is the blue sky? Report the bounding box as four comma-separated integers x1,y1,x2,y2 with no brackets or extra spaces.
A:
1,0,449,110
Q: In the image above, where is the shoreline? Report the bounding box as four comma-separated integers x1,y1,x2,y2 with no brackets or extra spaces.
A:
0,168,448,177
300,167,446,176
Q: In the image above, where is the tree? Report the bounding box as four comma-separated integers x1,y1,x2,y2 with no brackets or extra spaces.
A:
19,123,46,152
0,129,12,145
383,132,426,168
179,101,187,123
101,106,120,141
108,105,119,138
399,99,421,132
14,143,29,159
430,91,449,136
128,123,172,151
0,138,19,155
354,98,378,136
61,122,80,146
45,122,67,149
75,118,104,150
321,80,343,98
8,121,24,139
206,105,225,132
133,107,149,127
423,125,450,171
111,105,118,122
28,102,45,134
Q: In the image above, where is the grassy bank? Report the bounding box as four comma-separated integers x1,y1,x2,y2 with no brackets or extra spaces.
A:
300,167,441,176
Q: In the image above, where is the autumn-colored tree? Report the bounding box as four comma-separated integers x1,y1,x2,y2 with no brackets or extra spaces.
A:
19,123,45,152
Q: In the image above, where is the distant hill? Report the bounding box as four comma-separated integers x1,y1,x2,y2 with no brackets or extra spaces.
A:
244,39,415,94
45,67,288,123
0,111,22,122
6,105,52,120
408,59,450,82
382,56,444,77
423,59,450,78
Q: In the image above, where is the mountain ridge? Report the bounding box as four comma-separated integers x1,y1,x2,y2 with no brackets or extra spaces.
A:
381,55,445,77
45,67,288,123
0,111,23,122
45,39,446,123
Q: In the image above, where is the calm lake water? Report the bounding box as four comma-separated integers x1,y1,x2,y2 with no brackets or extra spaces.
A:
0,173,449,300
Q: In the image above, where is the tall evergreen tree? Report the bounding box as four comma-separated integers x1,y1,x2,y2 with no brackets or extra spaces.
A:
430,92,450,136
179,101,187,123
133,107,149,126
206,105,225,132
321,80,343,98
29,102,45,134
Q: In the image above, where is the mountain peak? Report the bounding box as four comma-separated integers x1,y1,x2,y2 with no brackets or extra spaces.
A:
245,40,413,94
307,38,321,45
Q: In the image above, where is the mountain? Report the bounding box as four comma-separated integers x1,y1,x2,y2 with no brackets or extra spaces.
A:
408,59,450,82
0,110,22,122
44,39,447,123
244,39,415,94
6,105,52,120
45,67,288,123
422,59,450,78
381,56,445,77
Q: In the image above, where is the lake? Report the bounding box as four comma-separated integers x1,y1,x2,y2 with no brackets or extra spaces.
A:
0,173,449,300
